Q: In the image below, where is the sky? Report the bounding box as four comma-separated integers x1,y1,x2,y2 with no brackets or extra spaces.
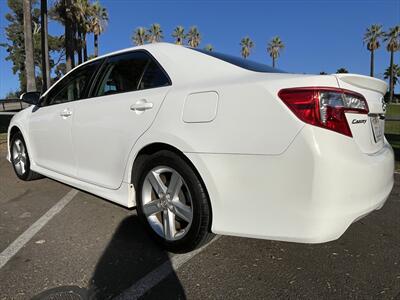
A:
0,0,399,97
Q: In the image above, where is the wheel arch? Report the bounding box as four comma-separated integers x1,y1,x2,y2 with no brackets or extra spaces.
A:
9,125,21,142
130,142,214,228
7,122,36,166
131,142,207,190
7,125,24,159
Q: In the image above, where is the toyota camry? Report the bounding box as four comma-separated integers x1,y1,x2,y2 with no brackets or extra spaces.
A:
7,43,394,252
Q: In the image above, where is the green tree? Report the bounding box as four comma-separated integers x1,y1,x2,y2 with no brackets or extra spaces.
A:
336,67,349,73
384,25,400,102
23,0,37,91
240,36,254,59
363,24,383,77
90,1,108,57
384,64,400,88
52,0,100,65
74,0,91,63
132,27,147,46
147,23,163,43
204,44,213,52
267,36,284,68
1,0,63,92
187,26,201,48
172,25,185,45
54,62,66,81
40,0,50,91
5,90,21,99
52,0,75,71
1,0,30,91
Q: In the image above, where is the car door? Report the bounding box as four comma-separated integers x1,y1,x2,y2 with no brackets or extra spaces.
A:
28,60,101,177
72,51,171,189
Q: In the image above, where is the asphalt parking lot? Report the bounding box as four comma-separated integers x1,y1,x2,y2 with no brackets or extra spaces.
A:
1,143,400,300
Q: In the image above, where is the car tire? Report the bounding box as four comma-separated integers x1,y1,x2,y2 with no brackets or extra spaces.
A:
10,132,43,181
135,150,214,253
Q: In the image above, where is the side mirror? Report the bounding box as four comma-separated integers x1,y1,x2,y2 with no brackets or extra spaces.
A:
20,91,41,106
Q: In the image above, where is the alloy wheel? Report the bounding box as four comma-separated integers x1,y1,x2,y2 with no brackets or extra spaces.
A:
141,166,193,241
12,139,28,176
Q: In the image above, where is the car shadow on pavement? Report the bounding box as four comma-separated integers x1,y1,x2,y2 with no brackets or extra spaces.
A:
87,214,186,299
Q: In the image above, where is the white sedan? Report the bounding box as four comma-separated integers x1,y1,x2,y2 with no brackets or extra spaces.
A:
7,43,394,252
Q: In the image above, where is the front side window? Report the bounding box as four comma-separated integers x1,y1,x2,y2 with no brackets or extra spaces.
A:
94,51,171,97
44,60,101,106
52,74,89,105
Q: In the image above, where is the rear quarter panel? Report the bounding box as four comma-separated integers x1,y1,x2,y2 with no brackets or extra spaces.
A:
141,73,341,155
143,79,302,155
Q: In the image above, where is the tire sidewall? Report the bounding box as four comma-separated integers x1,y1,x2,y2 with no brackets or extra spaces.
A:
10,133,31,181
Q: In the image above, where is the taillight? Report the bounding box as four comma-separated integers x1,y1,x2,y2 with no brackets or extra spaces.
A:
278,87,369,137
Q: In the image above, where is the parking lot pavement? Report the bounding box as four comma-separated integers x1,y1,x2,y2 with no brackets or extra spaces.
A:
0,146,71,253
1,141,400,299
150,193,400,299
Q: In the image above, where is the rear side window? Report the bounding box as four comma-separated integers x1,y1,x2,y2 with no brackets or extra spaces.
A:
94,51,170,97
139,60,170,90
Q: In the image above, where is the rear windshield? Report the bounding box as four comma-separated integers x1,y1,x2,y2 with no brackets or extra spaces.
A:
193,49,285,73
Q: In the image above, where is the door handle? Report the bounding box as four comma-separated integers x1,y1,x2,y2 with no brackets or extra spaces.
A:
60,109,72,118
130,100,153,114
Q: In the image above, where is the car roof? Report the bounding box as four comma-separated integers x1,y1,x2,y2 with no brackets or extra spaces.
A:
43,43,288,98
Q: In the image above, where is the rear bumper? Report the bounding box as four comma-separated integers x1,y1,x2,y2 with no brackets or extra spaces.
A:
185,125,394,243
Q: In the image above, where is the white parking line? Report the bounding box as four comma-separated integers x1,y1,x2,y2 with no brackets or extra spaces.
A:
0,189,78,269
115,235,222,300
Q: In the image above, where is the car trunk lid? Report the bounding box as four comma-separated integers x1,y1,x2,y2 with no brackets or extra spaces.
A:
335,74,388,154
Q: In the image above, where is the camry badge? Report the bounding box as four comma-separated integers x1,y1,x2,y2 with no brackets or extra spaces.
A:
352,119,367,124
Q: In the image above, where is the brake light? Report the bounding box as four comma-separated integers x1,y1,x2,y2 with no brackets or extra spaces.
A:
278,87,369,137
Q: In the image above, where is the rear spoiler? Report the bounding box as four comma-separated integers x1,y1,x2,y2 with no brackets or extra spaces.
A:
335,74,388,95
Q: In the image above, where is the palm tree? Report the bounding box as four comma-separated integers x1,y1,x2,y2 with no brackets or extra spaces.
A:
384,64,400,88
147,23,163,43
336,67,349,73
40,0,50,91
187,26,201,48
240,36,254,59
204,44,213,52
363,24,383,77
132,27,147,46
172,26,185,45
267,36,284,68
384,25,400,102
90,1,108,57
74,0,91,62
52,0,75,71
23,0,37,91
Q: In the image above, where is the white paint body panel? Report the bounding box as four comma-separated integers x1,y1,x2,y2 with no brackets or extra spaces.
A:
336,74,386,154
183,92,218,123
72,86,170,189
28,103,76,177
186,126,393,242
7,43,394,243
